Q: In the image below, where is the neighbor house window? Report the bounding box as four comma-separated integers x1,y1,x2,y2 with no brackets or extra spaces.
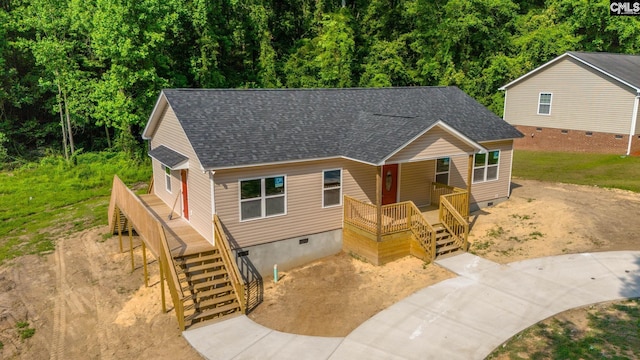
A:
538,93,552,115
435,158,450,185
164,166,172,193
323,169,342,207
473,150,500,183
240,176,286,220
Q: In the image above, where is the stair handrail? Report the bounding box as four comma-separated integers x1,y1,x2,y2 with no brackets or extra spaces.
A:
406,201,437,261
157,222,186,330
108,175,186,329
213,214,246,314
439,196,469,251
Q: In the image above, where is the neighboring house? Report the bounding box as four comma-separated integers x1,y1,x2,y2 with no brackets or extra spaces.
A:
500,51,640,155
142,87,522,276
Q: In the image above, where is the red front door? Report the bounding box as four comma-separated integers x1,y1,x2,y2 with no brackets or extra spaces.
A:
181,170,189,220
381,164,398,205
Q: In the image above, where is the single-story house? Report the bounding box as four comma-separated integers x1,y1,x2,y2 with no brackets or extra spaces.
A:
142,87,523,276
500,51,640,155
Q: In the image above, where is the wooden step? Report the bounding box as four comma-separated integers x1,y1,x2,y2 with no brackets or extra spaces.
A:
187,302,241,322
198,293,237,309
436,237,454,247
192,284,234,300
177,252,222,266
436,248,465,259
188,268,228,282
192,277,231,292
436,243,461,255
185,261,225,273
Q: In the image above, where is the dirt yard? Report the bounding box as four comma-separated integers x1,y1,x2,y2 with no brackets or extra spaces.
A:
1,179,640,358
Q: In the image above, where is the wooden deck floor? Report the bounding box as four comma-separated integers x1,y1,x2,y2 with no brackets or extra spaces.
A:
420,205,440,224
139,194,215,257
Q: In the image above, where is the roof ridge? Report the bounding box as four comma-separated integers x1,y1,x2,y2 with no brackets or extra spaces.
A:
163,86,453,93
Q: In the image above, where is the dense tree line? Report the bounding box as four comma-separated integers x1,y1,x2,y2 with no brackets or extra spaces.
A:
0,0,638,162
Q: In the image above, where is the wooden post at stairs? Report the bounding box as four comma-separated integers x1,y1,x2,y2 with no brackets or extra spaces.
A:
128,219,134,272
467,154,473,220
376,166,382,242
117,209,123,253
159,257,166,313
142,242,148,287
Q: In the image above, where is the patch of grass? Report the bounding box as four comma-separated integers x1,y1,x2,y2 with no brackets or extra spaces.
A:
511,214,531,220
488,299,640,359
471,240,494,252
0,152,150,264
0,340,3,349
486,226,505,238
513,150,640,192
529,231,544,239
16,321,35,340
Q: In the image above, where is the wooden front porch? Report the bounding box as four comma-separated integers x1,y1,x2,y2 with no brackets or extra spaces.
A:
343,182,469,265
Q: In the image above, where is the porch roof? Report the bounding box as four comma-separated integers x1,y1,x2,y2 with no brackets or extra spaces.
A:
144,87,523,170
148,145,189,170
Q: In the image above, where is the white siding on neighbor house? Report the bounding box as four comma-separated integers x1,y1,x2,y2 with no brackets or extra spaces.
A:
504,57,636,134
149,105,213,242
214,159,376,248
386,126,475,163
466,140,514,205
398,161,433,206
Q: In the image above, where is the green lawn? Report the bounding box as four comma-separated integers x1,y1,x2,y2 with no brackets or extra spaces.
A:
0,152,150,263
513,150,640,193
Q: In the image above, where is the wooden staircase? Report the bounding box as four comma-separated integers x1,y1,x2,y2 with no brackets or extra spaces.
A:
433,224,464,258
176,249,243,327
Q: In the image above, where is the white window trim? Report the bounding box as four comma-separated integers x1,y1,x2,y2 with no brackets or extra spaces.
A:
473,150,500,184
322,168,343,208
537,92,552,115
164,165,172,193
434,157,450,185
238,175,287,222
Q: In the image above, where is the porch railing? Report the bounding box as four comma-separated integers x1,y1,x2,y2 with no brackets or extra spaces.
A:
344,196,438,260
108,175,186,329
431,182,469,218
213,214,246,314
439,196,469,251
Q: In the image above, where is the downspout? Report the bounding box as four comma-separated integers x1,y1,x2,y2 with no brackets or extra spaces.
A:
209,171,216,245
626,93,639,156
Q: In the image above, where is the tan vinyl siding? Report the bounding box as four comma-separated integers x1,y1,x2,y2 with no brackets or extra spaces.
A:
466,140,514,204
149,105,213,242
398,161,433,206
504,57,636,134
215,159,376,248
387,126,475,163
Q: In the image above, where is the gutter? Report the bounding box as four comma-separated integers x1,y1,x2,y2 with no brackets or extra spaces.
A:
627,93,640,156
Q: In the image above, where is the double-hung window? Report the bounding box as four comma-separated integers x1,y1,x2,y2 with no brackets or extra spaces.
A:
240,176,286,220
164,166,172,192
435,158,450,185
473,150,500,183
538,93,552,115
322,169,342,207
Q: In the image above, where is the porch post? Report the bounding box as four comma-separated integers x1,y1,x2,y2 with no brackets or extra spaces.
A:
467,154,473,218
376,166,382,242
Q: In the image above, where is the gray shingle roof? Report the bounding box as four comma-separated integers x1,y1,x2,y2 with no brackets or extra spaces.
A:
568,52,640,90
148,145,188,168
158,87,522,169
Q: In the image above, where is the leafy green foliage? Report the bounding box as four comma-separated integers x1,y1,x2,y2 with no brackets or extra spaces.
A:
0,151,150,263
1,0,639,159
16,321,36,340
513,150,640,192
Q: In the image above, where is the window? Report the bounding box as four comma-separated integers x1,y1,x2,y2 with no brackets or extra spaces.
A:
473,150,500,183
164,166,172,192
435,158,450,185
240,176,286,220
538,93,552,115
323,169,342,207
